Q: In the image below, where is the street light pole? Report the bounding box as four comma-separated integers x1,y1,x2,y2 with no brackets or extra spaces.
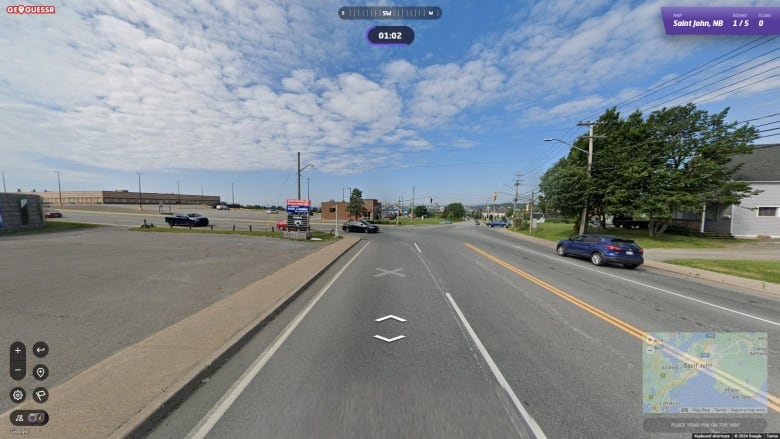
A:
306,177,310,201
136,172,143,211
231,182,235,206
177,181,181,205
1,171,6,193
56,170,63,206
296,152,314,200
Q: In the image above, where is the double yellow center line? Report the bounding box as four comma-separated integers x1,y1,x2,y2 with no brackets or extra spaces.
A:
465,243,780,413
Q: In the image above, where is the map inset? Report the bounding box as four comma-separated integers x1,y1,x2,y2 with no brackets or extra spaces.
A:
643,332,767,413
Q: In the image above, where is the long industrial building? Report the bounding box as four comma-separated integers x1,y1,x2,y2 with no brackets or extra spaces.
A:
22,190,220,206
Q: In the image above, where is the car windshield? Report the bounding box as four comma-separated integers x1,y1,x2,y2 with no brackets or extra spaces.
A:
4,2,778,438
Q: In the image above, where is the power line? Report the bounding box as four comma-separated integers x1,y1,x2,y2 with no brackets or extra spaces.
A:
638,50,780,112
583,36,778,119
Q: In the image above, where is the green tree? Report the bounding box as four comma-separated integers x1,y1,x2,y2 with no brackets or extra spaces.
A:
540,104,759,237
539,157,588,231
443,202,466,219
413,205,429,218
632,104,759,237
346,188,365,220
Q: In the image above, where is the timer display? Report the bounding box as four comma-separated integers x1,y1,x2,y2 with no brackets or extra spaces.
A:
367,26,415,45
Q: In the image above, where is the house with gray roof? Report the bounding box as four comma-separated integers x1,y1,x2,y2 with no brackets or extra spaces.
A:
699,144,780,238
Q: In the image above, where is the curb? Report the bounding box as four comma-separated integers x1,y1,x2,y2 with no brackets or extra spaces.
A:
642,260,780,296
121,236,361,438
494,228,780,296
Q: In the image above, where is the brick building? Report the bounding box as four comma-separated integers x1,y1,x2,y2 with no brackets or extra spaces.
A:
321,199,381,221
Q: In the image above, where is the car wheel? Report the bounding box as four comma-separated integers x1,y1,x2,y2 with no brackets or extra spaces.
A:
591,252,604,266
556,245,566,257
625,264,639,269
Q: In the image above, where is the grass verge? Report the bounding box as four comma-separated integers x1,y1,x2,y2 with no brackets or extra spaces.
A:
1,221,98,235
663,259,780,284
129,226,339,241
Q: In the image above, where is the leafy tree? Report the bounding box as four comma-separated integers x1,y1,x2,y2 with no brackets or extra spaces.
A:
346,188,365,220
540,104,759,237
443,202,466,219
413,205,429,218
539,157,588,231
632,104,758,236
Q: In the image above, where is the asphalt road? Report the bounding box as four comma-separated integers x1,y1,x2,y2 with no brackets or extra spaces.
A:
147,222,780,438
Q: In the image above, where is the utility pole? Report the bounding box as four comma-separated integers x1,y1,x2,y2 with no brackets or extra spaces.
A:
512,173,522,229
56,170,63,206
411,186,415,222
177,181,181,205
201,185,204,205
529,190,535,234
576,121,604,235
396,197,400,225
136,172,143,211
1,171,6,193
231,182,235,206
306,177,310,201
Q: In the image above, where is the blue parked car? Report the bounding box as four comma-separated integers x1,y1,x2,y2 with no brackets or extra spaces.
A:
556,234,644,269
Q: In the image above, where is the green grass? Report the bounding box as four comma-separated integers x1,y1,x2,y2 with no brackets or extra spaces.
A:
129,226,339,241
1,221,98,235
663,259,780,284
512,222,736,249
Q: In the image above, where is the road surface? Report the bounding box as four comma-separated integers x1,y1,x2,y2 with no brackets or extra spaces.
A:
146,222,780,438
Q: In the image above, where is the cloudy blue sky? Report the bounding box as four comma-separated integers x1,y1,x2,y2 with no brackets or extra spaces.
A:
2,0,779,207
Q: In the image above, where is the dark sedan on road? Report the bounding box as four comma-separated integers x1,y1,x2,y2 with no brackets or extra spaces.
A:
165,213,209,227
342,220,379,233
556,234,644,268
44,210,63,218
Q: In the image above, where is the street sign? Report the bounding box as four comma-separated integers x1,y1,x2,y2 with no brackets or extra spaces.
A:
285,199,311,231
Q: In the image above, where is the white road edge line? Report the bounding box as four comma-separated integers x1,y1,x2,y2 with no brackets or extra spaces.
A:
185,241,371,439
414,242,422,253
514,246,780,328
444,292,548,439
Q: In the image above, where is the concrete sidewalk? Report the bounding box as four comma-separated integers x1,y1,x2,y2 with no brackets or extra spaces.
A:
495,228,780,296
3,236,360,439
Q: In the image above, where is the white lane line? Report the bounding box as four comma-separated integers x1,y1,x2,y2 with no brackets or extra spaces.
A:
414,242,422,253
185,241,371,439
513,245,780,328
413,250,546,438
444,292,548,439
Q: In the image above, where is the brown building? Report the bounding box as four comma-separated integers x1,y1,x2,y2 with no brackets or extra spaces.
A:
321,199,381,221
24,190,220,206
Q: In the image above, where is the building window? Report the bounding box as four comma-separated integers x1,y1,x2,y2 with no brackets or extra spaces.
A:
705,205,718,222
757,207,778,217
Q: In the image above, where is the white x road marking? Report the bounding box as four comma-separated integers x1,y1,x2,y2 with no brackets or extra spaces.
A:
374,267,406,278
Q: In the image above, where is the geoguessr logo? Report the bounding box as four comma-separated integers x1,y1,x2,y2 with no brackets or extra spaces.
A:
6,4,56,14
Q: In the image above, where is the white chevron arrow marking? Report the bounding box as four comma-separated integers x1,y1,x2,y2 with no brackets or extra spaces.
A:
374,314,407,323
373,335,406,343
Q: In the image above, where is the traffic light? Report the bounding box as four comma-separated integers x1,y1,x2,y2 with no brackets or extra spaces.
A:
526,203,531,212
492,192,497,201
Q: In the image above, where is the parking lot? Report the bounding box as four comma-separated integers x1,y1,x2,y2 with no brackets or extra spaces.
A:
0,225,321,415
